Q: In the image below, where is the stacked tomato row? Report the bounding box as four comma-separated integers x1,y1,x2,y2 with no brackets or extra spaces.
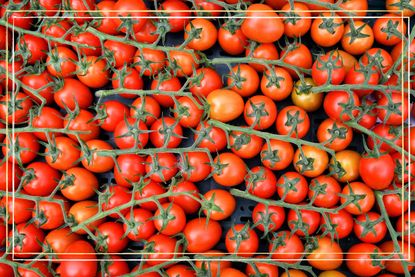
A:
0,0,415,276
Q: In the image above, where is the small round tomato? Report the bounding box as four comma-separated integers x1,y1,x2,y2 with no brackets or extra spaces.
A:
212,153,247,187
179,152,211,183
225,224,259,257
230,130,263,159
114,154,146,187
276,106,310,138
329,50,357,73
134,20,159,43
203,189,236,221
342,21,374,55
373,14,407,46
386,0,415,16
244,95,277,130
329,150,361,183
18,261,52,277
174,96,204,128
221,268,248,277
377,92,408,126
227,64,259,97
130,96,161,126
260,139,294,171
281,3,311,38
0,92,32,124
64,109,100,142
293,145,329,178
112,67,143,99
70,31,101,56
317,118,353,151
345,64,379,97
195,251,231,277
150,117,183,148
346,243,384,277
104,39,136,68
114,118,149,149
123,208,155,241
134,180,167,211
169,180,201,214
288,207,321,236
2,132,39,164
252,203,285,233
381,240,415,274
323,90,360,122
291,78,323,112
81,139,114,173
360,48,393,73
241,4,284,43
261,67,293,101
33,196,69,230
98,100,129,132
58,240,97,277
54,78,93,111
76,56,110,88
311,14,344,47
134,48,166,76
21,71,54,104
322,209,354,239
95,1,119,35
246,166,277,199
159,0,191,32
168,50,199,77
354,212,386,243
101,185,131,218
245,43,279,72
312,53,346,86
194,122,227,152
32,107,64,141
68,200,105,235
46,46,77,77
207,89,244,122
396,212,415,242
184,218,222,253
280,43,313,78
154,203,186,236
341,182,375,215
218,23,248,55
113,0,148,33
185,18,217,51
189,67,223,97
145,153,178,183
307,237,343,270
166,265,195,277
22,161,61,196
382,187,409,217
269,231,304,263
44,228,81,261
150,75,182,108
276,172,308,204
1,196,34,224
359,152,394,190
0,161,22,191
367,124,401,153
41,19,72,47
11,223,44,258
308,175,341,208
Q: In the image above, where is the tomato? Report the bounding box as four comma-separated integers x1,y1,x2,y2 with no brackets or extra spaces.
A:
221,268,248,277
77,56,109,88
330,150,361,183
246,255,278,277
58,240,97,277
276,106,310,138
245,43,279,72
293,145,328,178
392,151,415,184
261,67,293,101
260,139,294,170
213,153,247,187
18,261,52,277
185,19,217,51
288,206,321,236
280,43,313,78
104,256,130,276
241,4,284,43
203,189,235,220
269,231,304,263
146,153,178,183
342,21,374,55
168,50,199,77
367,124,402,153
391,39,415,69
166,265,195,277
386,0,415,16
381,241,415,274
68,200,105,235
104,39,136,68
252,203,285,233
0,26,11,50
97,100,128,132
291,78,323,112
44,137,80,171
95,1,119,35
114,118,149,149
169,180,201,214
145,234,182,266
179,151,211,183
134,48,165,77
196,251,231,276
309,175,341,208
21,71,54,105
184,218,221,253
207,89,245,122
373,14,407,46
280,270,307,277
160,0,191,32
11,223,44,258
281,3,311,38
174,96,204,129
46,46,77,77
382,187,408,217
194,125,227,154
54,78,93,111
329,50,357,73
114,154,145,187
134,180,167,211
317,119,353,151
70,31,101,56
33,196,68,230
377,92,408,125
218,23,248,55
130,263,161,277
324,90,360,121
130,96,161,128
360,48,393,73
346,243,384,277
311,14,344,47
230,130,263,159
113,0,148,33
3,132,39,164
312,53,346,86
67,0,95,24
150,117,183,148
112,67,143,99
0,59,23,90
227,64,259,97
189,67,223,97
359,152,394,190
0,161,22,191
245,166,277,199
194,0,223,15
0,195,34,224
322,209,354,239
244,95,277,130
41,19,72,47
276,172,308,204
44,228,81,261
339,0,368,17
307,237,343,270
341,182,375,215
345,64,379,97
0,92,32,124
81,139,114,173
354,212,386,243
134,20,159,43
397,212,415,242
100,185,131,218
0,2,33,29
22,161,61,196
124,208,155,241
154,203,186,235
64,109,100,142
225,224,258,257
16,34,47,64
150,75,182,107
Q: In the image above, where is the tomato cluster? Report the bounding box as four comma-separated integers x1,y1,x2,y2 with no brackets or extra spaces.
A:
0,0,414,276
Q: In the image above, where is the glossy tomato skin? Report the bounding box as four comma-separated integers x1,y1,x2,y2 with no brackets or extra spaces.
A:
95,1,119,35
21,71,54,104
112,67,144,99
184,18,217,51
311,14,344,47
225,224,259,257
307,237,343,270
269,230,304,263
260,139,294,171
113,0,148,33
101,185,131,218
104,39,136,68
245,166,277,199
54,78,93,111
114,118,149,149
277,171,308,204
244,95,277,130
96,222,129,253
293,145,329,178
346,243,384,277
134,180,167,211
287,207,321,236
44,137,80,171
230,130,263,159
134,47,166,76
0,92,32,124
169,181,201,214
312,53,346,86
377,92,408,125
1,196,34,224
308,175,341,208
76,56,110,89
381,240,415,274
2,132,39,165
0,161,22,191
189,67,223,97
280,43,313,78
195,251,231,276
64,109,100,142
208,89,244,123
33,196,69,230
261,67,293,101
154,203,186,235
322,209,354,239
345,64,379,97
114,154,146,187
194,122,227,152
124,208,155,241
218,24,248,56
276,106,310,138
46,46,77,78
317,118,353,151
145,234,182,266
145,153,178,183
70,31,101,56
32,107,64,141
203,189,236,220
184,218,222,253
44,228,81,261
330,150,361,182
373,14,407,46
179,151,211,183
213,153,247,187
22,161,61,196
174,96,204,128
18,261,52,277
68,200,105,235
354,212,386,243
150,117,183,148
58,240,97,277
81,139,114,173
166,264,196,277
252,203,285,233
323,90,360,122
11,223,44,258
359,153,394,190
341,182,375,215
98,100,129,132
160,0,191,32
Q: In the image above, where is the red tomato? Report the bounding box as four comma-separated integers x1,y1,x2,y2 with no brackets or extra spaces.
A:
212,153,247,187
359,152,394,190
323,90,360,121
317,118,353,151
184,218,222,253
58,240,97,277
33,196,68,230
22,161,61,196
54,78,93,111
346,243,384,277
287,207,321,236
203,189,236,220
68,200,105,235
245,43,279,72
95,1,119,35
307,237,343,270
134,20,160,43
150,75,182,107
166,265,195,277
2,132,39,164
70,31,101,56
124,208,155,241
159,0,191,32
114,118,149,149
18,261,52,277
189,67,223,97
145,234,182,266
145,153,178,183
179,152,212,183
373,14,407,46
134,48,166,76
16,34,48,64
130,95,162,126
174,96,204,128
322,209,354,239
0,161,22,191
281,3,311,38
225,224,259,257
260,139,294,170
244,95,277,130
44,137,80,171
280,43,313,78
76,56,109,88
134,180,167,211
218,23,248,56
311,14,344,47
114,154,146,187
41,20,72,47
260,67,293,101
345,63,379,97
104,39,136,68
341,182,375,215
0,92,33,124
377,92,408,125
112,67,144,99
208,89,244,123
308,175,341,208
276,106,310,138
277,172,308,204
184,18,217,51
154,203,186,235
168,50,199,77
269,230,304,263
246,166,277,199
381,240,415,274
11,223,44,258
98,100,129,132
81,139,114,173
252,203,285,233
293,145,329,178
169,180,201,214
382,186,408,217
312,53,346,85
194,122,227,152
230,130,263,159
44,228,81,261
150,117,183,148
367,124,401,153
354,212,386,243
227,64,259,97
64,109,100,142
360,48,393,73
21,71,54,105
0,195,34,224
113,0,148,33
101,185,131,218
46,46,77,78
342,21,374,55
